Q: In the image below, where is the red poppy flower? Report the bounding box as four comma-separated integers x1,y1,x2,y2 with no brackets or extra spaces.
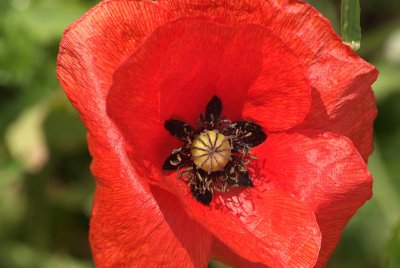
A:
57,0,378,267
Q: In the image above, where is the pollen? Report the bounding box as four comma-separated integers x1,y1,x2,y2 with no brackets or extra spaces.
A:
191,130,231,173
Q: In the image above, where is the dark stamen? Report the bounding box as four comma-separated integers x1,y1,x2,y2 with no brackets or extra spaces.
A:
165,119,192,140
206,95,222,123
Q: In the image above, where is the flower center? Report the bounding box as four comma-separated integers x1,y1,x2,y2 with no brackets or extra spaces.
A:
191,130,231,173
163,96,267,205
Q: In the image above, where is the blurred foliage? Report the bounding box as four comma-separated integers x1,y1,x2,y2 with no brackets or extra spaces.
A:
0,0,399,267
0,0,95,267
383,221,400,268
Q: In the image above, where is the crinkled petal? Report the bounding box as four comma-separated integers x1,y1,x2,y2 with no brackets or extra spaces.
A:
212,237,266,268
160,0,378,159
106,14,318,268
294,58,378,162
107,18,311,173
268,1,378,160
57,2,212,267
133,156,322,267
57,0,172,138
159,0,276,25
88,134,212,267
158,21,310,130
252,133,372,267
147,178,321,267
106,17,210,171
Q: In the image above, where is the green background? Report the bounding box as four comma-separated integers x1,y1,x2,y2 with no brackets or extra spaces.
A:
0,0,399,267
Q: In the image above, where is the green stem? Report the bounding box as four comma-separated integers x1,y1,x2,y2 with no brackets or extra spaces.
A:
341,0,361,50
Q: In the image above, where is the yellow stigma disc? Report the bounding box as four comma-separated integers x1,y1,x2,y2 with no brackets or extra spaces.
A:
191,130,231,173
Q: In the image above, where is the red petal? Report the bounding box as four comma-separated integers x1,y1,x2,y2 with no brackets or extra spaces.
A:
107,18,311,173
212,237,266,268
159,0,276,24
268,2,378,160
57,0,172,138
106,17,211,171
160,0,378,159
106,14,317,268
58,2,212,266
159,21,310,130
88,134,212,267
150,179,321,267
294,57,378,162
253,133,372,267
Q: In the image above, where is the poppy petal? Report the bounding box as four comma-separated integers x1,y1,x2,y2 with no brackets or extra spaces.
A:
107,17,212,171
150,171,321,267
160,0,378,159
294,58,378,162
253,133,372,267
57,2,212,266
267,2,378,160
87,134,212,267
57,0,172,137
158,22,311,130
106,17,319,266
108,19,311,175
212,237,266,268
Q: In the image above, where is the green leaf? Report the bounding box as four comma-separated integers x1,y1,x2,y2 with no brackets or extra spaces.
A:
341,0,362,50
